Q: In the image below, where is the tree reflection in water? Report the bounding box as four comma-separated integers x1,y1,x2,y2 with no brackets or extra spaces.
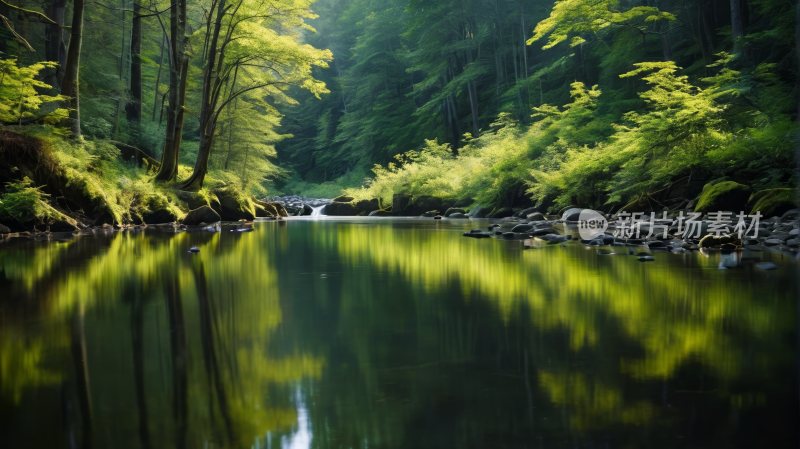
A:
0,219,796,448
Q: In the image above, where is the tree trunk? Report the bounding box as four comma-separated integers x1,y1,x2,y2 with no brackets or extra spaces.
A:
126,0,142,122
155,0,188,181
44,0,66,89
113,8,126,138
730,0,744,56
152,33,166,122
60,0,85,136
198,0,227,135
659,0,673,61
464,49,480,137
519,4,528,79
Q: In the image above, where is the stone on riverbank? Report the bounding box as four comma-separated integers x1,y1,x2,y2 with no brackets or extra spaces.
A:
694,181,751,214
747,188,798,218
182,206,221,226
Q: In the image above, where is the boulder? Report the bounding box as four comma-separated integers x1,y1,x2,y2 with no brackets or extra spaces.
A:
324,202,358,216
562,208,584,222
694,181,751,214
333,195,355,203
217,196,255,221
140,208,178,224
252,199,287,217
420,211,440,217
392,193,413,216
513,207,540,218
355,199,380,213
411,196,443,215
445,207,466,217
448,213,470,219
0,223,10,233
511,224,534,233
369,210,393,216
747,188,798,218
527,212,547,221
488,207,514,219
182,206,221,226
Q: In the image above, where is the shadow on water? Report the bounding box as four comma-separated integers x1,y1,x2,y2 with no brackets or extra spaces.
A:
0,218,796,448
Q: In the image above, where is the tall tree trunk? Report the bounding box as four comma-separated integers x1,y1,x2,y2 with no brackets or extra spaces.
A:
464,49,480,137
701,2,715,58
126,0,142,122
44,0,66,89
182,0,228,189
113,8,126,138
60,0,85,136
198,0,227,135
152,33,166,122
519,4,528,78
155,0,188,182
659,0,673,61
730,0,744,56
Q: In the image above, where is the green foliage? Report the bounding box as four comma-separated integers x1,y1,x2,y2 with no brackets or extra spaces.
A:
0,59,67,125
0,177,60,224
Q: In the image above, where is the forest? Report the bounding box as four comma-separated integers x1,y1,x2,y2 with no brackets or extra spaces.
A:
0,0,797,226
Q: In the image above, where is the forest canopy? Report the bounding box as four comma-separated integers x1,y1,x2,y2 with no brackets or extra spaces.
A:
0,0,796,219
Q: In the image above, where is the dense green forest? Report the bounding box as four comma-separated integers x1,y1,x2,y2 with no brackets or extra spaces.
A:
0,0,797,226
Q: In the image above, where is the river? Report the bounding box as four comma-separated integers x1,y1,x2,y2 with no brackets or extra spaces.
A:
0,217,797,448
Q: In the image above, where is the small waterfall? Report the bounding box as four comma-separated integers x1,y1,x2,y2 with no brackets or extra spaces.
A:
310,205,325,217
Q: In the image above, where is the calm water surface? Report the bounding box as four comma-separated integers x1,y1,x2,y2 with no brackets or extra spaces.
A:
0,218,797,449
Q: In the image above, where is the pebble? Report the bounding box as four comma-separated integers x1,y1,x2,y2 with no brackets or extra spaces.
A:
188,247,200,253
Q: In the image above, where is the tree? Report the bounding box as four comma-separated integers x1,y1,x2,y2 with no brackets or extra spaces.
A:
155,0,189,181
60,0,85,135
179,0,331,190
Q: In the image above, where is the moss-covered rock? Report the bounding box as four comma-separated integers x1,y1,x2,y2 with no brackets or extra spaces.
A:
332,195,354,203
182,206,221,225
747,188,798,218
694,181,751,214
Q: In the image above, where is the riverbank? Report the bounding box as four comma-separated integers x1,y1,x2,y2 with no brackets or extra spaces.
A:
0,128,290,235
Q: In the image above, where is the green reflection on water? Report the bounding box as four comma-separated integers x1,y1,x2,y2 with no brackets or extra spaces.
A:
0,219,796,448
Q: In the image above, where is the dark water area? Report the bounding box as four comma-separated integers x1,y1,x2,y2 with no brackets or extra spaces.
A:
0,218,797,449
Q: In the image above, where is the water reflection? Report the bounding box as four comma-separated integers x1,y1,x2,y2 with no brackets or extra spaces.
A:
0,219,797,448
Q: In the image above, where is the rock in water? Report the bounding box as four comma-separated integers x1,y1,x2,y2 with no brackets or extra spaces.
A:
444,207,466,217
182,205,221,226
526,212,546,222
0,223,10,234
511,224,534,233
448,213,470,219
756,262,778,270
188,247,200,253
638,256,655,262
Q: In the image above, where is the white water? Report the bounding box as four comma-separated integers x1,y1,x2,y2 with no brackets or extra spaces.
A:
310,205,325,217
